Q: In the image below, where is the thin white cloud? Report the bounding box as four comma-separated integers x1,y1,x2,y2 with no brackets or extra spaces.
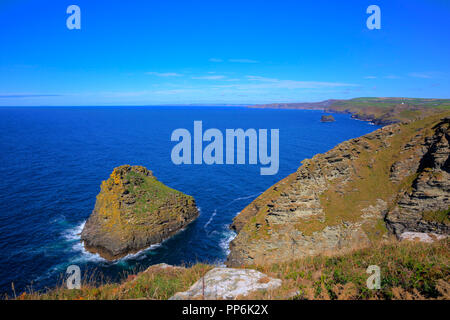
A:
153,89,203,95
229,59,259,63
364,76,377,79
209,58,223,62
97,75,358,102
102,88,202,97
408,72,438,79
192,75,226,80
240,75,358,89
384,75,401,79
102,91,151,97
0,93,62,98
146,72,183,77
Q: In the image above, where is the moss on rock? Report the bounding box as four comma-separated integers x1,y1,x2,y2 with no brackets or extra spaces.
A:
81,165,198,260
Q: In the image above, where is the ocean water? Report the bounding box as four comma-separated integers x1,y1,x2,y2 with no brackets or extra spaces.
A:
0,106,379,295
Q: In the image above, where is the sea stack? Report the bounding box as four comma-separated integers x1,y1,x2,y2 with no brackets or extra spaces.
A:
81,165,198,260
320,115,335,122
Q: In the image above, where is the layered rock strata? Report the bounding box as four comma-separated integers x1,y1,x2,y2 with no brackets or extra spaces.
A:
227,114,450,266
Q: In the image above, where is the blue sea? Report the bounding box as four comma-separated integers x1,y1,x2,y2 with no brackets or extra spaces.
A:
0,107,379,296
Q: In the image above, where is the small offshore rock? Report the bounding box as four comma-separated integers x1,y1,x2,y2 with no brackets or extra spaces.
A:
321,115,335,122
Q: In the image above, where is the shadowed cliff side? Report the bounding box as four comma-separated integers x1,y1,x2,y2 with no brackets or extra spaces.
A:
227,113,450,267
81,165,199,260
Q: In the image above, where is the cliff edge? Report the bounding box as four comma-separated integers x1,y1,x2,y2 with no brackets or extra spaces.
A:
81,165,198,260
249,97,450,125
227,113,450,267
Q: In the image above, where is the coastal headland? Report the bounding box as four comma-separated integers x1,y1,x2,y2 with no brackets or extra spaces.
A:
23,99,450,300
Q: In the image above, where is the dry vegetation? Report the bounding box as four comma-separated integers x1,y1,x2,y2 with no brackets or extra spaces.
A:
16,263,213,300
244,239,450,300
16,239,449,300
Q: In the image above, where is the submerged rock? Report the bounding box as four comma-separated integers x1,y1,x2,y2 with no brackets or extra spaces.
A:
169,268,281,300
81,165,198,260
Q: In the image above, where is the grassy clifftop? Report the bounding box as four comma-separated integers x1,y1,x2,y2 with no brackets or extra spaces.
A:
250,97,450,125
17,239,449,300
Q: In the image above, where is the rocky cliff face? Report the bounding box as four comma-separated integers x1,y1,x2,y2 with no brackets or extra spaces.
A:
81,165,198,260
386,117,450,235
227,114,450,267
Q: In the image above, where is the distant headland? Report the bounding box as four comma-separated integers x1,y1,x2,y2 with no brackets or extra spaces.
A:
248,97,450,125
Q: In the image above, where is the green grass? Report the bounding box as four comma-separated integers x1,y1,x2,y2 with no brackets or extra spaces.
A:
251,239,450,300
328,98,450,123
125,170,189,219
336,97,450,109
16,240,449,300
423,208,450,225
251,97,450,124
18,264,212,300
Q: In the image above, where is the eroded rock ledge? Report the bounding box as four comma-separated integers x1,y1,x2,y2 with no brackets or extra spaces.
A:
227,114,450,267
81,165,198,260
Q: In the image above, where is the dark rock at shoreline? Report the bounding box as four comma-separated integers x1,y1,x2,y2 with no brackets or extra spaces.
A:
81,165,199,260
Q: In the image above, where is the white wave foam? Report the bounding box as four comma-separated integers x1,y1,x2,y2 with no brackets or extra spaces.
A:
219,228,236,256
50,214,67,224
204,209,217,229
62,214,191,264
115,243,162,263
62,220,85,241
62,220,107,263
229,192,262,205
71,242,106,263
116,223,193,262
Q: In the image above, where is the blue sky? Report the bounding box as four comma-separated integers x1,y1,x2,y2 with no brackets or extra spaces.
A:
0,0,449,106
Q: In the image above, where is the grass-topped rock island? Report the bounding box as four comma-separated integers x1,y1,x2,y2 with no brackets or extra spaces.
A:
81,165,199,261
